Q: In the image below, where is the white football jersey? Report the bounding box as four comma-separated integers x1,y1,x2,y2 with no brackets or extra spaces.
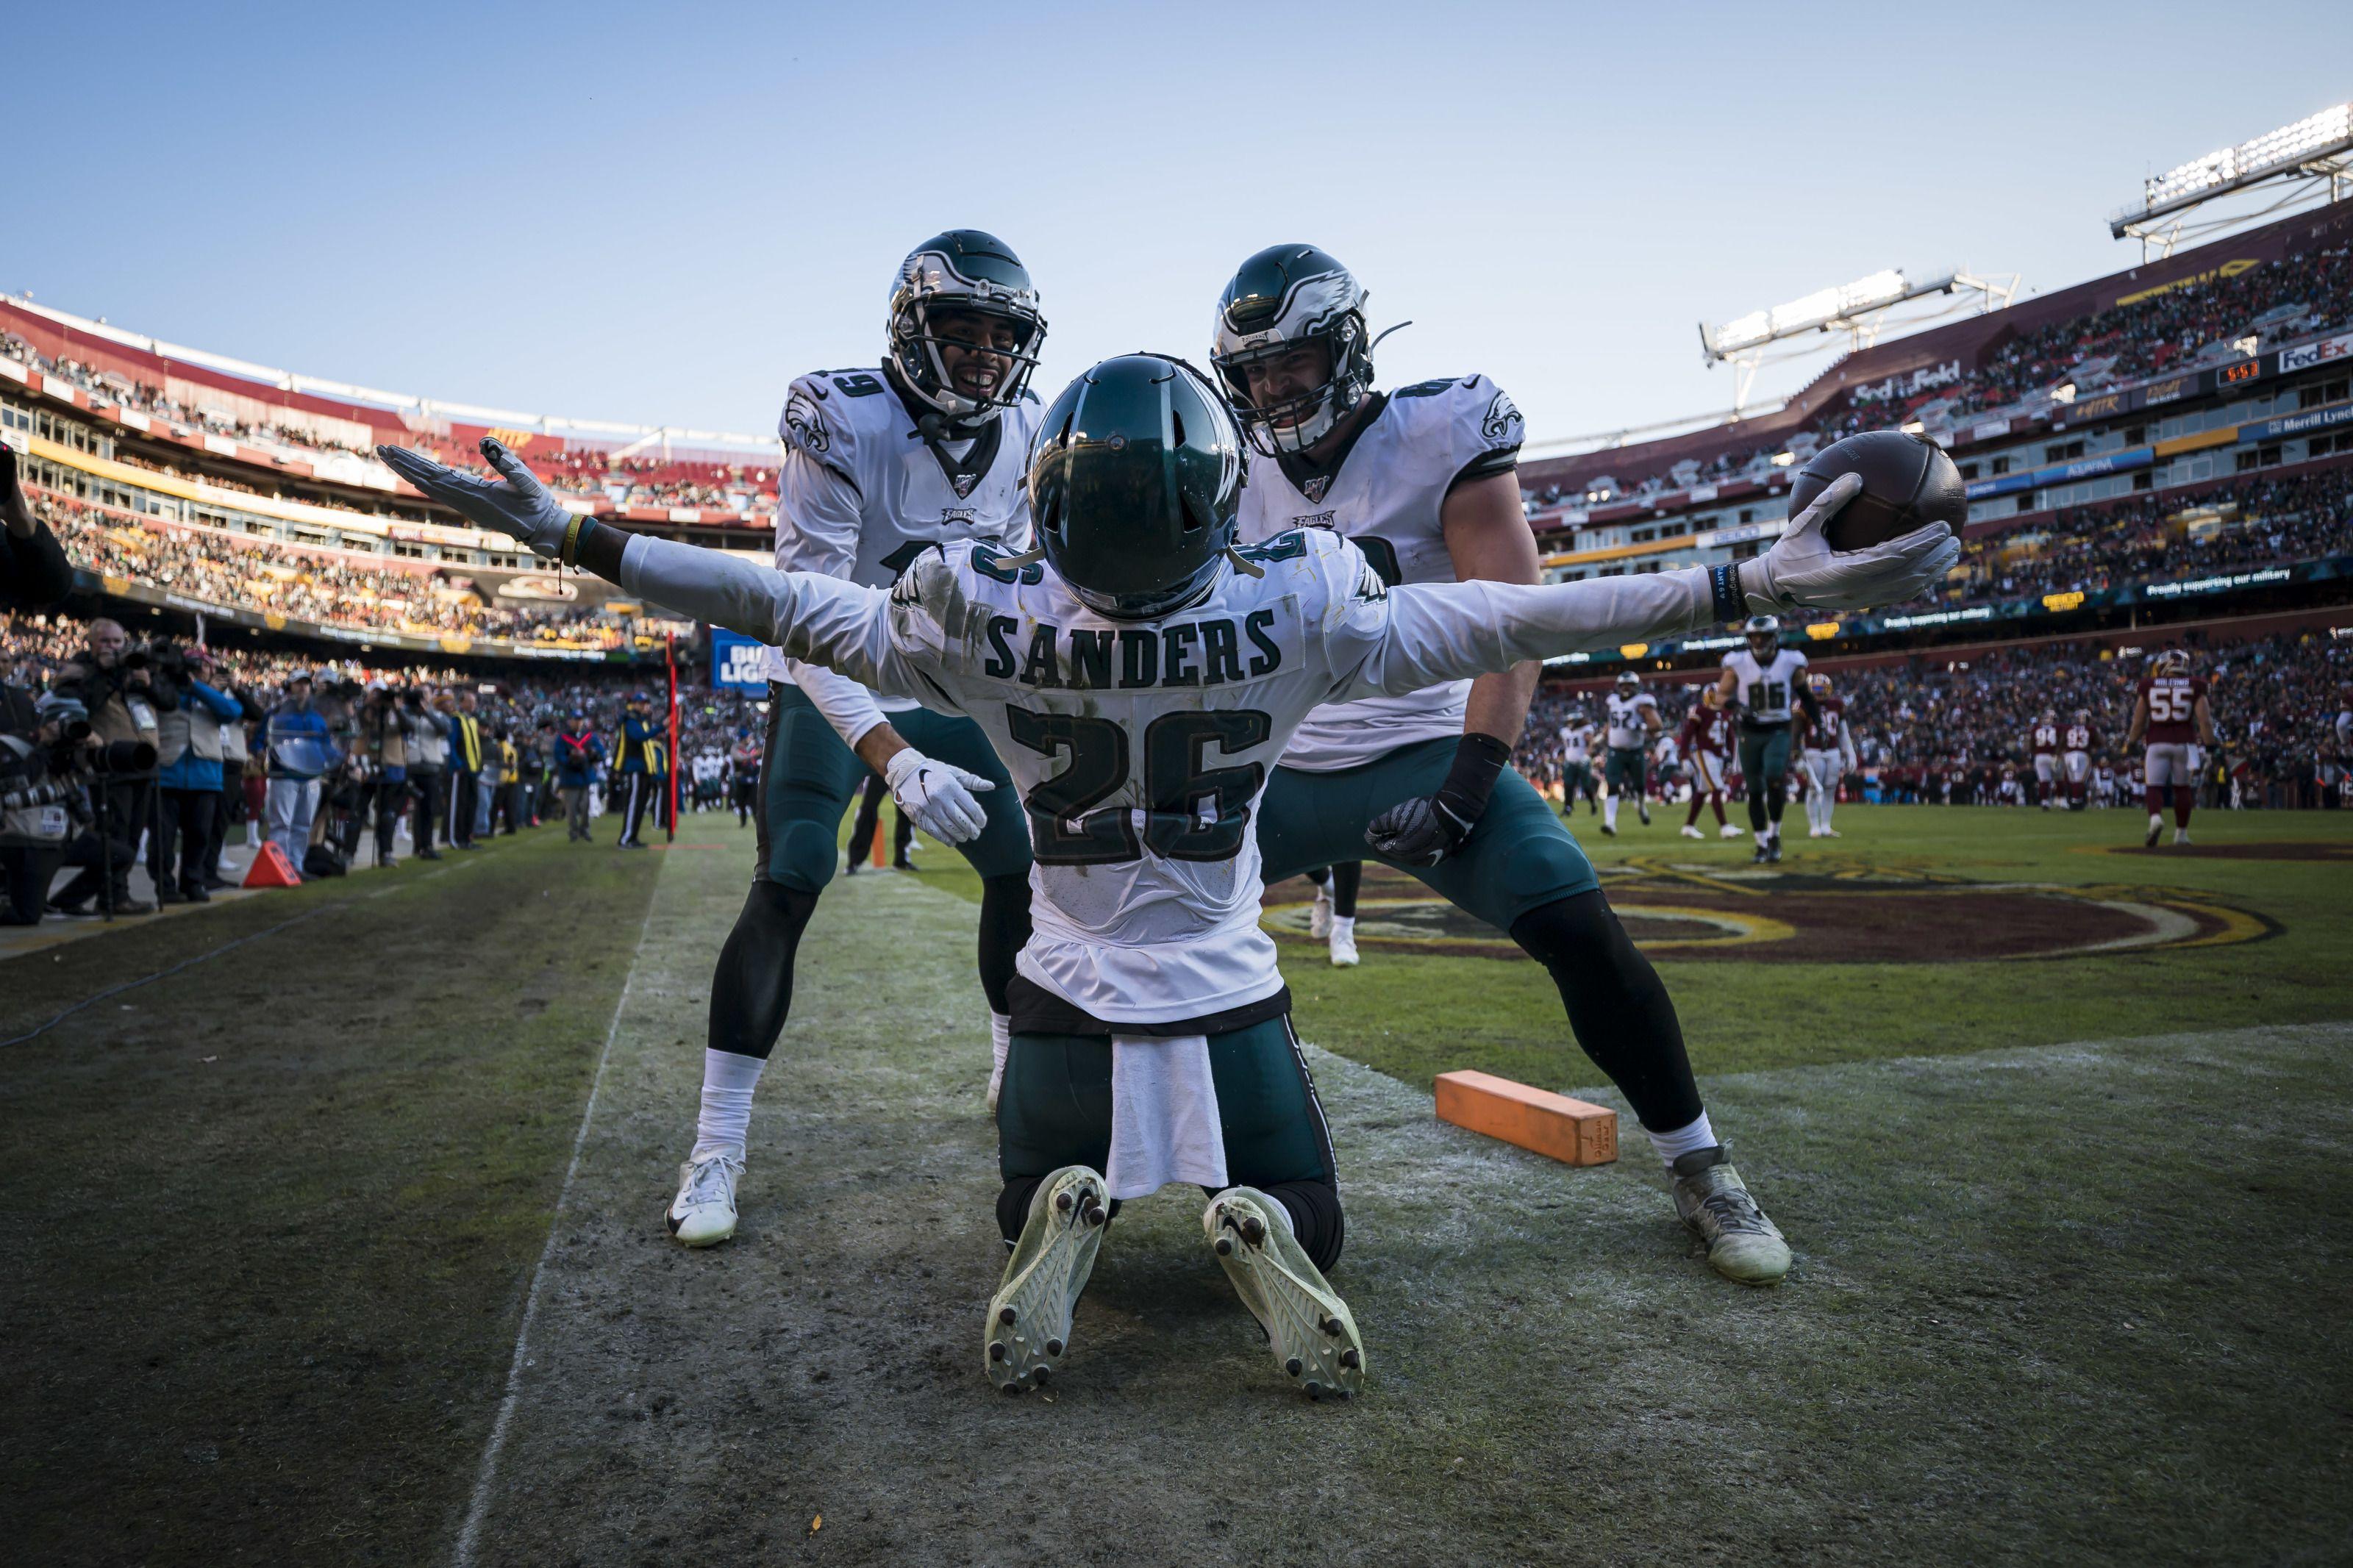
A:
1560,721,1593,764
617,526,1719,1027
761,365,1042,706
1604,690,1658,750
1234,374,1524,770
1721,646,1810,724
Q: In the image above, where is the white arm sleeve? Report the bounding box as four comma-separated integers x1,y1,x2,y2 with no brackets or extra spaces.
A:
1328,568,1715,701
770,448,897,748
617,534,930,704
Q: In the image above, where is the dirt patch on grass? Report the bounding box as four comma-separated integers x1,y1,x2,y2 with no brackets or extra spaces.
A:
2086,840,2353,861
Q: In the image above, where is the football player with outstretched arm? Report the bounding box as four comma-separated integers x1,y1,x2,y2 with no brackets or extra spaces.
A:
2123,648,2215,847
380,352,1952,1396
1210,245,1905,1284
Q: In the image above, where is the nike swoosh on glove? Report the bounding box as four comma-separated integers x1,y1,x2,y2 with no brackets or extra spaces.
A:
376,438,576,559
1743,471,1963,615
882,746,995,845
1365,794,1476,867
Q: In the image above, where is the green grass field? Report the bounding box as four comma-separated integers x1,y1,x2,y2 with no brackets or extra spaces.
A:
1,803,2347,1564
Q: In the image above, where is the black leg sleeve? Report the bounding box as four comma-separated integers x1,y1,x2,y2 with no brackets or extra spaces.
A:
705,879,823,1060
1508,889,1704,1134
975,872,1032,1017
1328,861,1362,920
1765,776,1788,826
1262,1177,1346,1275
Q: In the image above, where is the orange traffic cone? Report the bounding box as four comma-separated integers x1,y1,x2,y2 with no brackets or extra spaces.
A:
243,842,302,889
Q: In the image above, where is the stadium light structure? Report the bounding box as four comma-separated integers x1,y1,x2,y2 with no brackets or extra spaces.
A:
2110,101,2353,259
1695,267,2018,418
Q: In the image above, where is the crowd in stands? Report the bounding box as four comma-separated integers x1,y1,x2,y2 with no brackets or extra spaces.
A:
34,490,663,645
1946,463,2353,606
1517,629,2352,809
1524,244,2353,512
3,331,778,515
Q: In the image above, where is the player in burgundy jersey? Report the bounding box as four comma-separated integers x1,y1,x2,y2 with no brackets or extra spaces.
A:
2123,648,2215,847
1796,673,1857,837
2028,709,2063,809
2060,709,2097,811
1674,687,1740,839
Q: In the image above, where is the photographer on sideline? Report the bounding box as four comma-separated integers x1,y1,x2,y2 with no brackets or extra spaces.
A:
554,711,601,843
49,619,165,915
262,670,337,876
151,644,244,903
204,677,260,889
0,694,121,924
405,687,448,860
346,681,413,868
1,443,74,614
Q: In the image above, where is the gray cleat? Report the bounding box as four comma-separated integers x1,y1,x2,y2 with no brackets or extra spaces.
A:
1672,1146,1790,1286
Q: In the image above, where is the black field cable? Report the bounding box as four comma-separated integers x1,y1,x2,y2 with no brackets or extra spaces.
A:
0,843,490,1051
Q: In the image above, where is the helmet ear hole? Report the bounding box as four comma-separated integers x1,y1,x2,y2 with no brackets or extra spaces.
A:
1179,492,1206,534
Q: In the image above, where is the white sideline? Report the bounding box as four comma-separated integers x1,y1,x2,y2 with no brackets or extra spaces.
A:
451,879,660,1567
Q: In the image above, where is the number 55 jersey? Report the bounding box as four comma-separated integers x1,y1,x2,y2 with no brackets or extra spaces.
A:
615,526,1721,1028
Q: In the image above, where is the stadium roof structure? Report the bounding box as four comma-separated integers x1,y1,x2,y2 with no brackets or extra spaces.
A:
1519,197,2353,495
2111,101,2353,259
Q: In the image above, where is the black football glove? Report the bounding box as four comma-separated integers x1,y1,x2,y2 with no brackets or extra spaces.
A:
1364,733,1513,867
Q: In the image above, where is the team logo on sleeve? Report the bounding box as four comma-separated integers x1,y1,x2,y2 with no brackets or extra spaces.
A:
783,389,830,455
1354,561,1388,604
1481,389,1522,443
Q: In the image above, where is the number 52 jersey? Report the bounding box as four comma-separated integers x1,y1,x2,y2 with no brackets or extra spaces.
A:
616,526,1720,1028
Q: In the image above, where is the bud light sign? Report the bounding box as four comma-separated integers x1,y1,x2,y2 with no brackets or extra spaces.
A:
710,626,768,691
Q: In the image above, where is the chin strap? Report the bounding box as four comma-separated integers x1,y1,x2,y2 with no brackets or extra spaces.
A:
992,544,1047,568
1224,544,1265,579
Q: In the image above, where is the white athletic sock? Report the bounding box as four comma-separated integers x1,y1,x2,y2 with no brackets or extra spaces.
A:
1330,914,1355,942
1646,1111,1718,1167
1603,795,1619,829
691,1048,765,1163
1754,828,1769,848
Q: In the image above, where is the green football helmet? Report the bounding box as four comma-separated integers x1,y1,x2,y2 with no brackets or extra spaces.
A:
1210,243,1373,456
1027,354,1246,618
886,229,1046,423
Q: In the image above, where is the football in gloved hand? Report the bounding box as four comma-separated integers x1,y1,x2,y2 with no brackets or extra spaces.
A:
1788,431,1965,552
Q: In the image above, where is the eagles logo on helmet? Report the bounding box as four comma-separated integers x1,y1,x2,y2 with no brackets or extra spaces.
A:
1210,243,1376,457
886,229,1047,426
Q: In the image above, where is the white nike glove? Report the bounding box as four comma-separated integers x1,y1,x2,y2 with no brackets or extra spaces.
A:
376,438,576,558
1744,472,1961,615
882,746,995,845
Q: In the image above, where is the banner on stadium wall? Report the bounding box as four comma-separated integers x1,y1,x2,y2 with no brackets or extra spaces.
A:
710,626,769,690
2239,399,2353,444
1965,445,2154,501
2278,333,2353,374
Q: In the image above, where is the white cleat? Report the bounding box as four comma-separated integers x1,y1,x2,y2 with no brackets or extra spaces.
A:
1680,824,1704,840
666,1151,744,1247
1807,827,1824,838
1329,930,1360,967
1820,828,1841,838
987,1166,1108,1393
2145,815,2163,848
2174,828,2193,846
1307,888,1332,940
1204,1187,1364,1400
1671,1147,1790,1286
1719,823,1743,840
1638,803,1652,827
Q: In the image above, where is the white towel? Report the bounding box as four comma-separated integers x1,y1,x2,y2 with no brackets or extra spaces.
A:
1105,1034,1227,1200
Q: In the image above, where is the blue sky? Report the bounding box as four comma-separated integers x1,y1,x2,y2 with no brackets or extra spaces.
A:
7,2,2348,447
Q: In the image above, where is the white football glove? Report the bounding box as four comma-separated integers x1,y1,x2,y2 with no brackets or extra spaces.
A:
1744,472,1961,615
882,746,995,845
376,438,575,559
